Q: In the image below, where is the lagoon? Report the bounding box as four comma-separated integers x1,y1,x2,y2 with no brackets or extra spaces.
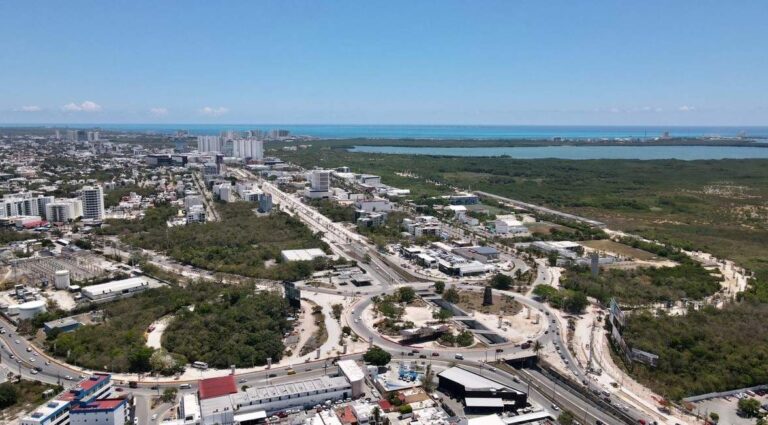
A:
348,145,768,160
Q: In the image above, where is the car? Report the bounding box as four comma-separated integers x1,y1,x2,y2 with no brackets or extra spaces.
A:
150,385,159,390
29,357,35,362
30,369,38,375
407,352,414,356
454,354,464,360
431,352,439,357
134,418,139,425
544,330,549,334
9,354,14,359
151,414,158,420
65,375,73,380
419,354,426,359
14,339,20,344
115,387,124,392
45,361,50,365
551,404,560,411
495,348,504,353
238,378,247,383
26,346,32,352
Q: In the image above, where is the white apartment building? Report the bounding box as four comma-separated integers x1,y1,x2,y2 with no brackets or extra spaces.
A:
46,199,84,223
1,193,54,218
80,186,105,220
197,135,222,153
306,170,332,199
232,138,264,160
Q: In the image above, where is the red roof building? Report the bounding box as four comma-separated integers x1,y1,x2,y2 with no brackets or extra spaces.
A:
198,375,237,400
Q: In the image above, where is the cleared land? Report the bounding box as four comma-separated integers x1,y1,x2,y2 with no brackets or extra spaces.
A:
579,239,658,261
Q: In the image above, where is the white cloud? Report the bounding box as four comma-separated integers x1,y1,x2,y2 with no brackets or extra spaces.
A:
62,100,102,112
150,107,169,116
678,105,696,112
16,105,42,112
199,106,229,117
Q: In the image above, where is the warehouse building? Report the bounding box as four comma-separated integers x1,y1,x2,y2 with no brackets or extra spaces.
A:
81,277,156,302
281,248,326,262
437,367,526,413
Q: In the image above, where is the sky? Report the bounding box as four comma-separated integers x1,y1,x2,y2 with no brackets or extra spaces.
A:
0,1,767,126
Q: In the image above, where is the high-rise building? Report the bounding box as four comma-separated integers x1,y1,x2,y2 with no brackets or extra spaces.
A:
197,135,221,153
232,138,264,160
0,193,53,218
87,131,100,142
80,186,105,220
305,170,332,199
46,199,83,222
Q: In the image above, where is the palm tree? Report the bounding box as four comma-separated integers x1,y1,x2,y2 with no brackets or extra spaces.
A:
532,340,543,359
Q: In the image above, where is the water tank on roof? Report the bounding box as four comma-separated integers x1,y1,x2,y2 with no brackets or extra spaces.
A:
54,270,71,290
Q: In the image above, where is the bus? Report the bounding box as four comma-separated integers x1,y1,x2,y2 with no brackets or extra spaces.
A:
192,361,208,370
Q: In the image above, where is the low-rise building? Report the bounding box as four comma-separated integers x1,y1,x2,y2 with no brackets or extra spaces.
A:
81,277,154,302
281,248,326,262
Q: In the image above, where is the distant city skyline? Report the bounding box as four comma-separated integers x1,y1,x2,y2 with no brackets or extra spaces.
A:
1,1,767,125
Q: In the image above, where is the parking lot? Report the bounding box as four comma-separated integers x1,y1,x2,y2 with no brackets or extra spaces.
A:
691,389,768,425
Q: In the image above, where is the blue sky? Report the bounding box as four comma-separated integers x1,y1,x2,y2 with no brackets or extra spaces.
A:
1,1,766,125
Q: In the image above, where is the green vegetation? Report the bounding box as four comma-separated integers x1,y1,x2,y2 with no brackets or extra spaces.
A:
557,411,576,425
161,387,178,403
490,273,513,290
433,281,445,293
308,199,355,222
532,285,588,314
0,381,61,414
738,397,761,418
162,286,289,369
0,382,18,409
102,202,331,280
0,229,36,244
442,286,460,303
363,346,392,366
278,145,768,284
104,185,156,207
357,211,411,248
622,304,768,399
561,263,721,305
438,330,474,347
46,282,289,372
396,286,416,303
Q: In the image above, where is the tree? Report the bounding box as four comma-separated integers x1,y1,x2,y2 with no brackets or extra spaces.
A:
433,309,453,322
563,292,588,314
557,410,575,425
398,404,413,415
363,346,392,366
342,325,352,335
433,281,445,294
128,346,155,372
532,340,543,358
456,331,474,347
737,397,761,418
490,273,513,290
331,304,343,320
548,252,558,267
161,387,178,403
443,286,460,303
397,287,416,303
708,412,719,423
0,382,19,408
